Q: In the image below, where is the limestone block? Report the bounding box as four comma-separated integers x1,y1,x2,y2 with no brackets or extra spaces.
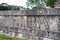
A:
17,33,23,38
40,17,46,30
7,32,15,37
44,38,54,40
48,17,58,31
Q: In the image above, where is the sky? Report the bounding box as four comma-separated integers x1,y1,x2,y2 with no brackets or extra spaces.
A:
0,0,27,7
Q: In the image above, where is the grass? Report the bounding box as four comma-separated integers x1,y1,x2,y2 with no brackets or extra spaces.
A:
0,34,29,40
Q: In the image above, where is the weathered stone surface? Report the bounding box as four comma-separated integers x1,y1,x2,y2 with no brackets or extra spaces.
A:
0,8,59,15
44,38,54,40
0,8,60,40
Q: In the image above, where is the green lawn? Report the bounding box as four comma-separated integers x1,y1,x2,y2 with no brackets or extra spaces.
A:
0,34,28,40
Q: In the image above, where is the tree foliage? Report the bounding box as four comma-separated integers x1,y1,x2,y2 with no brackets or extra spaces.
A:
26,0,45,10
28,0,39,4
27,0,59,9
32,3,45,10
0,3,20,10
45,0,58,8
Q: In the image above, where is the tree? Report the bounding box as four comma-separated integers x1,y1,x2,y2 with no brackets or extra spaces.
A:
8,5,20,10
0,3,9,10
26,0,45,10
0,3,20,10
45,0,58,8
27,0,59,9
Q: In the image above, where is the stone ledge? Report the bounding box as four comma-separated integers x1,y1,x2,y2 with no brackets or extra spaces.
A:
0,8,60,15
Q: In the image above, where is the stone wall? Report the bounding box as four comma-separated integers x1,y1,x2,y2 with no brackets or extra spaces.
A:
0,8,60,40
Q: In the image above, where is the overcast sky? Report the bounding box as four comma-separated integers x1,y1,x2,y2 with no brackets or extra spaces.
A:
0,0,27,7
